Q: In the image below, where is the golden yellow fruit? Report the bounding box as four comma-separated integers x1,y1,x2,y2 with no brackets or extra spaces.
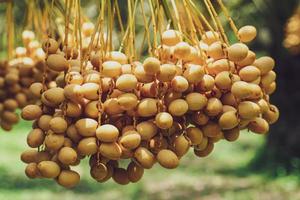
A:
157,149,179,169
173,135,190,157
207,59,233,76
236,50,256,67
195,136,209,151
103,98,124,115
37,161,61,178
105,51,128,64
155,112,173,129
77,137,98,156
196,74,215,92
21,149,38,164
99,142,122,160
174,42,191,60
157,63,177,82
238,25,257,43
49,117,68,134
231,81,252,99
205,98,223,117
137,98,158,117
116,74,138,92
183,64,205,84
238,101,261,119
171,76,189,92
202,122,221,138
25,163,39,179
2,111,19,124
162,29,182,46
66,124,82,143
164,91,182,105
117,93,138,111
57,170,80,188
102,61,122,78
58,147,78,165
37,115,52,131
42,38,59,54
27,128,45,148
215,71,233,90
168,99,188,116
264,81,276,95
81,83,99,100
96,124,119,142
45,133,64,151
84,101,99,118
64,84,84,102
248,117,269,134
261,71,276,88
207,41,225,60
46,54,68,72
21,105,42,120
192,112,209,126
66,101,82,118
239,66,261,82
133,65,155,83
218,111,239,130
253,56,275,75
194,142,214,157
3,99,18,111
143,57,161,75
134,147,155,169
227,43,249,62
136,121,158,140
263,105,279,125
186,127,203,145
185,92,207,111
120,132,141,149
75,118,98,137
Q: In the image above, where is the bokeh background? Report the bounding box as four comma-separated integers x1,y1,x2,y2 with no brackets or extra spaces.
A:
1,0,300,199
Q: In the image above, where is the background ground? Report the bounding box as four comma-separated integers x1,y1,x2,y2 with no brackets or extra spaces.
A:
0,120,299,200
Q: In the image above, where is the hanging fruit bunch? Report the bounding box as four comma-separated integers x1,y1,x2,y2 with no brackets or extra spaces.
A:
0,1,65,131
20,0,279,187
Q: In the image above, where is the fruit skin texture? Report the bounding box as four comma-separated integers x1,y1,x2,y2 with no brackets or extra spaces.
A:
127,161,144,183
143,57,160,75
155,112,173,129
157,149,179,169
75,118,98,137
21,105,42,120
57,170,80,188
96,124,119,142
134,147,155,169
168,99,189,116
46,54,68,72
37,161,61,178
238,25,257,43
120,132,141,150
185,93,207,111
253,56,275,75
162,30,182,46
58,147,78,165
227,43,249,62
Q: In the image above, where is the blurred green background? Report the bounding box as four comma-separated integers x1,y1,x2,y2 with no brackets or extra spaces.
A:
1,0,300,199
